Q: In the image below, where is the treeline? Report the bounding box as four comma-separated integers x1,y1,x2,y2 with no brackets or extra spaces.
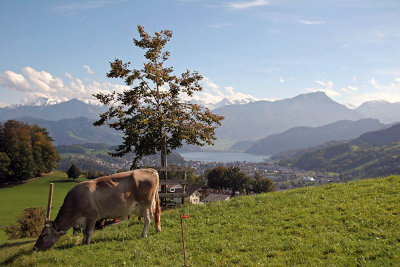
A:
206,166,275,196
0,120,59,185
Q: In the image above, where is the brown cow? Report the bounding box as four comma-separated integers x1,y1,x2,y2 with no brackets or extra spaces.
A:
33,169,161,251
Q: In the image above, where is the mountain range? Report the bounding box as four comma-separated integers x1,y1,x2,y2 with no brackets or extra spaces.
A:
0,99,106,121
242,118,387,155
16,117,122,146
1,92,400,147
213,92,363,140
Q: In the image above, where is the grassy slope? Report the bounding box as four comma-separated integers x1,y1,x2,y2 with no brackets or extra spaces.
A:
0,172,86,242
1,176,400,266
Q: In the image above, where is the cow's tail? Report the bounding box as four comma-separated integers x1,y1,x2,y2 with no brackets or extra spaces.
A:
153,174,161,233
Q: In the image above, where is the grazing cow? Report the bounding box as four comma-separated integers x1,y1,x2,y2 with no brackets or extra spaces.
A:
33,169,161,251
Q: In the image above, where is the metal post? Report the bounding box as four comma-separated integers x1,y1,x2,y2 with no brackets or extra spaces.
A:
46,183,54,220
180,215,187,267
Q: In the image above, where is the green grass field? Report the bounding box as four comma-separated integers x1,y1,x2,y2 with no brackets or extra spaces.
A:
0,172,86,242
1,175,400,266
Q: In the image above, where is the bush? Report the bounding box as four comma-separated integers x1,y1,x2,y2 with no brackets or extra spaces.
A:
4,207,46,239
67,164,80,180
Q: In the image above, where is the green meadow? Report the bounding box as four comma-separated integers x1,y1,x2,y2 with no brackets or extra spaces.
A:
0,172,86,242
1,174,399,266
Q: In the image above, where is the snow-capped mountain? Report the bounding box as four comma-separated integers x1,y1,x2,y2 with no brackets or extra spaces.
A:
29,97,64,106
190,96,258,110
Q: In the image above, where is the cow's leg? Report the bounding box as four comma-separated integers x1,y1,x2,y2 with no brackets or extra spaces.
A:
140,207,153,238
82,217,97,245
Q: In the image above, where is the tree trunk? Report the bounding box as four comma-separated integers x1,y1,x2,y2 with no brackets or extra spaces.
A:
160,134,167,206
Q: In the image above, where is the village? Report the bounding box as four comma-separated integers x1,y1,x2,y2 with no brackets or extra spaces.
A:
160,158,341,206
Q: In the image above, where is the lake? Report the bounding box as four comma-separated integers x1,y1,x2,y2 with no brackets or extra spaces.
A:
179,152,269,163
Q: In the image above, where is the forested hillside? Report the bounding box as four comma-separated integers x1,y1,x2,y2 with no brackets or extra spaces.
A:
245,118,385,155
279,123,400,179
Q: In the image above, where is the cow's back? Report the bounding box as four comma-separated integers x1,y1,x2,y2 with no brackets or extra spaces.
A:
81,169,158,219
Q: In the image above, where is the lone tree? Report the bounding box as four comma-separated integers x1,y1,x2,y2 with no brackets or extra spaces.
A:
93,25,223,170
67,164,80,180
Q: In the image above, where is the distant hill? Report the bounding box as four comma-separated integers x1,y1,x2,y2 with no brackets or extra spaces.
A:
351,123,400,146
355,100,400,124
244,119,386,155
0,98,106,121
17,117,122,145
214,92,363,141
278,123,400,179
270,140,345,161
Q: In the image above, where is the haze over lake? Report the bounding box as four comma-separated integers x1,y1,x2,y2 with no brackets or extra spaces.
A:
179,152,269,163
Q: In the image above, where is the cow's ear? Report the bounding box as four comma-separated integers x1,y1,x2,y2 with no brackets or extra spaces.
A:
45,220,53,227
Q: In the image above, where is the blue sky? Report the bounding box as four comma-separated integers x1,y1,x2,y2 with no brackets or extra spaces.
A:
0,0,399,107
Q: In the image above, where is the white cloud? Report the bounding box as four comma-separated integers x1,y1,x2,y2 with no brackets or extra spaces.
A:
306,80,340,98
65,72,74,79
342,85,358,95
297,20,326,25
229,0,269,9
180,77,260,108
348,77,400,105
369,78,378,87
202,76,220,91
83,65,95,74
0,71,30,91
0,67,129,105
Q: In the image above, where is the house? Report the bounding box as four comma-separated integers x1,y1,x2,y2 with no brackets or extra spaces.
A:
189,190,202,205
203,193,230,203
168,184,183,193
302,176,315,182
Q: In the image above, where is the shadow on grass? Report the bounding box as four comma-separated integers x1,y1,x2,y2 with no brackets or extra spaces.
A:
1,246,34,266
0,240,34,250
54,243,77,250
54,235,139,250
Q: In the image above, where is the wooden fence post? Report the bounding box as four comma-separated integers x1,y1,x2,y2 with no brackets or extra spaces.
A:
46,183,54,220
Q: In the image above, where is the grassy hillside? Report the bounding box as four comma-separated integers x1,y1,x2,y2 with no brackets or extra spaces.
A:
1,176,400,266
0,172,86,242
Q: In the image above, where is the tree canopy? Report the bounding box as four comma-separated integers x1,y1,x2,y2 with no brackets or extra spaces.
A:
0,120,59,184
207,166,275,196
252,172,275,193
207,166,229,190
93,25,224,169
67,164,80,180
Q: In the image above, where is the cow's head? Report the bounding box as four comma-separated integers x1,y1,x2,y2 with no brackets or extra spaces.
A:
33,220,66,251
